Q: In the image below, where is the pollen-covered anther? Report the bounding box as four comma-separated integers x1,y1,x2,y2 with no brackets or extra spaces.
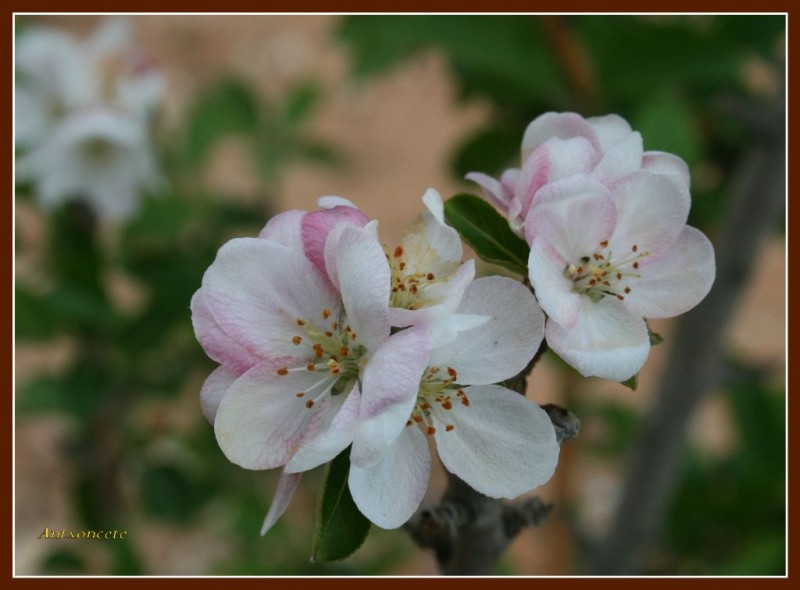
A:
306,361,316,371
327,359,341,375
413,414,423,423
426,272,435,280
447,367,457,379
441,399,453,410
420,402,431,410
624,287,631,294
339,346,349,356
426,426,436,436
313,344,324,358
292,336,302,345
632,244,638,252
600,240,609,248
322,308,331,320
276,367,289,376
295,392,305,398
445,424,455,432
399,262,406,270
331,322,338,330
296,318,306,327
325,331,333,337
406,420,413,427
394,246,404,258
305,400,315,409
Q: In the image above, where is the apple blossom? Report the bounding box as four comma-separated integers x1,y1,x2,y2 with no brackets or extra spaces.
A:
526,172,715,381
467,112,691,237
284,276,559,529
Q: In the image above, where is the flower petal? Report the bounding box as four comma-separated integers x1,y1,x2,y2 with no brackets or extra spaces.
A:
352,325,431,467
546,298,650,381
586,114,633,151
349,426,430,529
318,195,360,209
608,170,690,259
465,171,513,214
190,290,259,373
521,112,600,160
643,151,691,189
434,384,559,498
302,205,370,279
285,385,361,473
400,189,463,274
214,359,341,470
200,365,239,424
593,131,644,182
624,226,715,319
260,470,302,536
429,276,545,385
334,224,391,350
528,239,582,328
202,238,340,360
257,209,304,252
525,175,616,262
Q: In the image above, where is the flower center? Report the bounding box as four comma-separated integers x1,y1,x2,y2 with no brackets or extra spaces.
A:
405,366,469,436
386,245,441,311
564,240,649,303
275,308,366,409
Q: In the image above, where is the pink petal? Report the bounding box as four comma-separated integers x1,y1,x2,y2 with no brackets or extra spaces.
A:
200,365,239,424
434,384,559,498
302,205,369,280
465,172,513,214
429,276,545,385
349,427,430,529
546,298,650,381
624,226,715,319
260,470,302,536
201,238,340,360
525,175,616,262
521,112,601,160
190,290,259,373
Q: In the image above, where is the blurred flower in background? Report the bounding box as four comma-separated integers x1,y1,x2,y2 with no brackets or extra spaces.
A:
15,17,164,220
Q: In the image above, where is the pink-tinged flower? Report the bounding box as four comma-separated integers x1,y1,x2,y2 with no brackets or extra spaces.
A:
526,172,715,382
193,223,433,531
467,112,690,237
385,188,476,329
283,276,558,529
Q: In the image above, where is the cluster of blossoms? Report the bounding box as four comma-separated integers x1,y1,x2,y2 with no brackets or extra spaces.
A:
192,190,560,530
15,17,163,220
468,112,716,381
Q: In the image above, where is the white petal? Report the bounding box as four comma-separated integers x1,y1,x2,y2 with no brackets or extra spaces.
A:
434,384,559,498
465,171,512,213
528,239,582,328
352,326,431,467
334,225,391,350
202,238,340,360
401,195,463,275
521,112,600,160
214,360,341,470
427,313,490,349
421,187,446,224
643,151,691,189
285,385,361,473
349,427,430,529
587,114,634,151
260,470,302,536
624,226,715,319
593,131,644,182
609,170,691,259
525,175,616,262
546,298,650,381
429,277,545,385
200,365,239,424
317,195,360,209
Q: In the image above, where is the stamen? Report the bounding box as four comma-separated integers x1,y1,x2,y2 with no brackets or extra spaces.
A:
426,272,435,280
394,246,404,258
426,426,436,436
295,392,305,398
600,240,609,247
339,346,349,356
277,367,288,376
292,336,302,345
306,361,316,371
445,424,455,432
632,244,638,252
305,400,315,409
322,309,331,320
313,344,324,358
296,318,306,327
399,262,406,270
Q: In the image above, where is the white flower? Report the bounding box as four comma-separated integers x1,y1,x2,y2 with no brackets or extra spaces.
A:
16,110,161,221
15,17,164,220
283,276,559,529
467,112,690,237
526,173,715,381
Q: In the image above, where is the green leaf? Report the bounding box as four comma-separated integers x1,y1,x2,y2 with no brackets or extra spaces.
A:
186,79,259,168
284,82,322,125
15,286,56,341
647,323,665,346
312,448,370,562
620,374,639,391
634,92,702,166
444,193,529,275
